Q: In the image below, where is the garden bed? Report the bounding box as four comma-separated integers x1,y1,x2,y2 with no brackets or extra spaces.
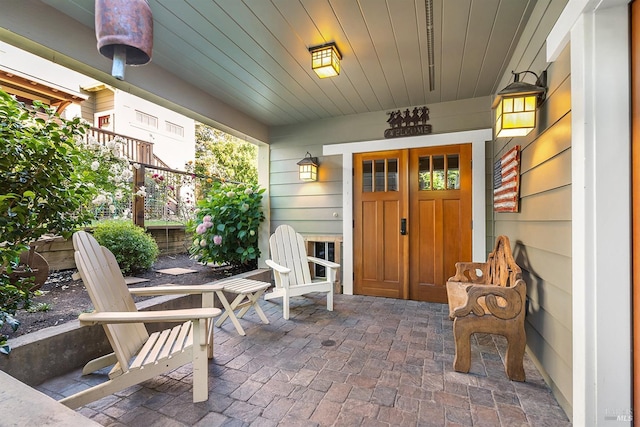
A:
5,252,257,339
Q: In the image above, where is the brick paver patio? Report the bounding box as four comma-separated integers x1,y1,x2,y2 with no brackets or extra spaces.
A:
37,293,571,426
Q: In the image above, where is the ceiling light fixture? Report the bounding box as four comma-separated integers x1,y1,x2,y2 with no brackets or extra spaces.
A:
309,43,341,78
492,70,547,138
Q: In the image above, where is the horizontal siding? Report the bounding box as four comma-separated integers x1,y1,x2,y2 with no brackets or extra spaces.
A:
526,271,572,332
496,220,571,257
525,322,573,406
271,207,342,221
526,292,572,368
518,245,572,295
270,193,343,209
519,149,571,197
494,31,571,416
96,89,113,111
509,186,572,222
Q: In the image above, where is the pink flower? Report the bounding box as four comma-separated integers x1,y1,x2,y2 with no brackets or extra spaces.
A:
203,215,212,223
196,223,207,234
213,235,223,245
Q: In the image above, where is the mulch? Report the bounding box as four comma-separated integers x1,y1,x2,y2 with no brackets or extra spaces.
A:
4,253,254,339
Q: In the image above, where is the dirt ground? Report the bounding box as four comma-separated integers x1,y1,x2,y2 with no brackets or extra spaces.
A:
5,253,255,339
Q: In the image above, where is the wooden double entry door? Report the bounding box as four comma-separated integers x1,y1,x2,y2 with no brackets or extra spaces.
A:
354,144,472,303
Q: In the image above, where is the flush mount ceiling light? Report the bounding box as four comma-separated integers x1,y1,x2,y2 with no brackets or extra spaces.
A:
309,42,341,78
297,152,319,182
492,70,547,138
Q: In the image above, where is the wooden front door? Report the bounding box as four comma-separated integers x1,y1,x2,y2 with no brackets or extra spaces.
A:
354,150,409,298
354,144,472,302
408,144,472,302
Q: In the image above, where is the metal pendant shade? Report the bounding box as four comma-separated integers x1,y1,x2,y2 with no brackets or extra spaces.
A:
95,0,153,80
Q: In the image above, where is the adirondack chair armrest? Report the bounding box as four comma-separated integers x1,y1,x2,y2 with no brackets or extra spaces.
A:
128,283,225,296
307,256,340,269
78,307,221,325
451,280,525,320
265,259,290,274
449,261,488,283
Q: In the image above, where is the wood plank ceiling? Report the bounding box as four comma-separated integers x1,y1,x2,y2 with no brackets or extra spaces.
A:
42,0,537,127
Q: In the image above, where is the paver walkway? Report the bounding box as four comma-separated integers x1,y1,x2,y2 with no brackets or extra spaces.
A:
38,293,571,426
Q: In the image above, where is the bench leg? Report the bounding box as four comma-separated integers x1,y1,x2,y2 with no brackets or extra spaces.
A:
505,327,526,381
452,320,472,374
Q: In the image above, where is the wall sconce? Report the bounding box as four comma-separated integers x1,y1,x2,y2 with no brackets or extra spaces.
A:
492,70,547,138
309,42,341,78
297,152,319,182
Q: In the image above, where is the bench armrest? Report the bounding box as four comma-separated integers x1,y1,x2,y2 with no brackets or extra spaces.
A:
448,261,488,283
452,280,526,320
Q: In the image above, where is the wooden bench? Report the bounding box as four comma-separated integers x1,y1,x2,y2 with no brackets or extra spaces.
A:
446,235,527,381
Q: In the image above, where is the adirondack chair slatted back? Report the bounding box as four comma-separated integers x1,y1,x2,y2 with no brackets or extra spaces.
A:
269,224,312,287
73,231,149,372
485,235,522,287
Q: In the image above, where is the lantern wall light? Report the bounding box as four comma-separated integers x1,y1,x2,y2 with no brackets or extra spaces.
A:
492,70,547,138
297,152,319,182
309,42,341,78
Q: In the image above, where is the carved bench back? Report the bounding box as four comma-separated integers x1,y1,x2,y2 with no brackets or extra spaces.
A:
485,235,522,287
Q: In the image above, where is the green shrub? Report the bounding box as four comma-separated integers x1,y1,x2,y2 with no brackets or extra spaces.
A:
0,89,98,352
92,220,159,274
188,181,265,267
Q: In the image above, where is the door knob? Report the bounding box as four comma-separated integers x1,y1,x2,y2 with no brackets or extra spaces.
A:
400,218,407,235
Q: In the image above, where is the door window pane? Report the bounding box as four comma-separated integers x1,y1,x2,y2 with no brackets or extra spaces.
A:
432,155,445,190
362,160,372,192
447,154,460,189
375,160,385,191
362,157,399,192
418,156,431,190
387,159,398,191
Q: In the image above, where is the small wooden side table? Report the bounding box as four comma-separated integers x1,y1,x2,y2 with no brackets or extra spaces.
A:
214,278,271,336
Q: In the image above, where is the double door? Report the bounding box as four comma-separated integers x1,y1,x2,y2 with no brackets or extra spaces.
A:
353,144,472,302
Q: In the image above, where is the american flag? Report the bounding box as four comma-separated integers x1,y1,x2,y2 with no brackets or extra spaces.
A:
493,145,520,212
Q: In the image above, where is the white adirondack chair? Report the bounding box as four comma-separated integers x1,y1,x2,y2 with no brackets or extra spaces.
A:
264,225,340,320
60,231,223,409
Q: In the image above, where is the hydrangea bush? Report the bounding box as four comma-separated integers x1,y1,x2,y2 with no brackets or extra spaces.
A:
188,181,265,267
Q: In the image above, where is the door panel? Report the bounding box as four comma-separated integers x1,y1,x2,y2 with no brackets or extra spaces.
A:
409,144,472,302
354,150,408,299
354,144,471,302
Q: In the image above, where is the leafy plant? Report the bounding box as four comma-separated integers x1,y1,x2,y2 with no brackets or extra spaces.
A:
92,220,159,274
0,89,104,352
193,124,258,199
188,181,265,267
26,302,51,313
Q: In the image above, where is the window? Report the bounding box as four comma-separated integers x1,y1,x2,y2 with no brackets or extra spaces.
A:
135,110,157,128
98,115,110,128
418,153,460,190
166,121,184,137
362,158,399,192
313,241,336,278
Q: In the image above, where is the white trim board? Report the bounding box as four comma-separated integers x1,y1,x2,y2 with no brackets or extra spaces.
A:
324,128,492,295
